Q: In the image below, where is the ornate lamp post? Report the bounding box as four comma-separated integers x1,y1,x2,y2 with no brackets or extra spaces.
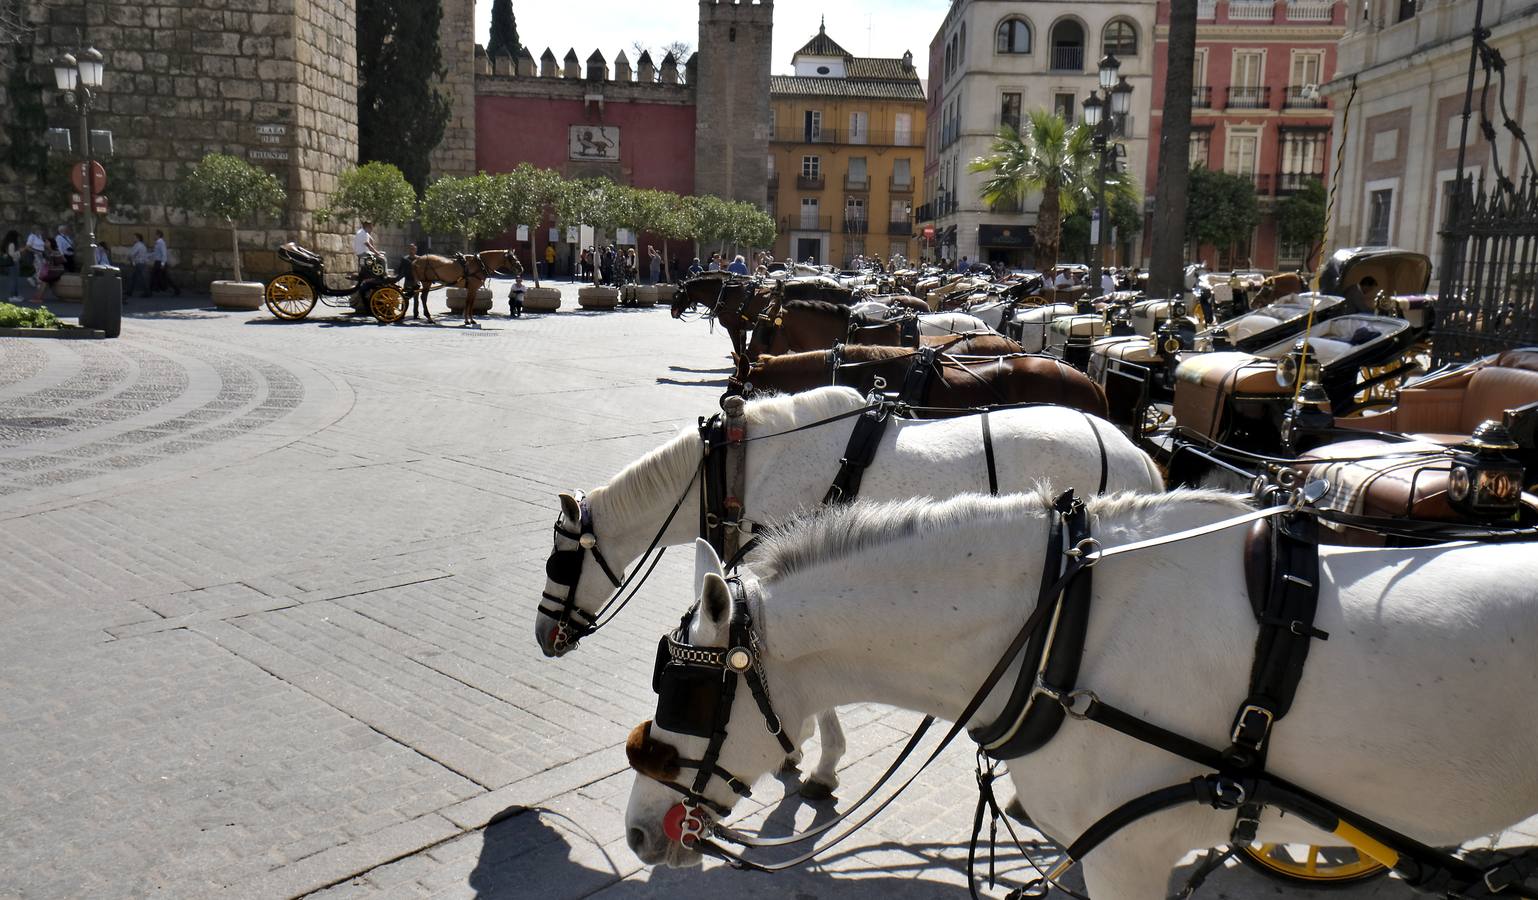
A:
1083,54,1133,296
52,47,105,272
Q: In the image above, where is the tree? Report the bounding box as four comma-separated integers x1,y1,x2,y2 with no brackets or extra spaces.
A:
1148,0,1199,296
357,0,450,195
968,111,1100,269
173,153,286,282
496,164,561,285
1184,167,1260,264
420,173,507,246
486,0,520,61
317,161,417,230
1275,178,1328,271
554,178,626,283
1062,188,1143,266
4,44,49,210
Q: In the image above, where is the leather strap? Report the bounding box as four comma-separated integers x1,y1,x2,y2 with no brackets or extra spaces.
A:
981,410,998,495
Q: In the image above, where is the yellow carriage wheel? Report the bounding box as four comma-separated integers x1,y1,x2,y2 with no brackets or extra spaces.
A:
1238,842,1389,888
369,285,406,324
265,274,317,320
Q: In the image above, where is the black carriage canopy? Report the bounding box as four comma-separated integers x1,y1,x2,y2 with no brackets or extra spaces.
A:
1317,247,1432,296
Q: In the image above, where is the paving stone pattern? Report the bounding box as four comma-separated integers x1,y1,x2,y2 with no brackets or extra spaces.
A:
0,289,1524,899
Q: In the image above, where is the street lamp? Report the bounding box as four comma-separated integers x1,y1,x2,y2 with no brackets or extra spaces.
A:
1084,53,1132,297
53,47,105,272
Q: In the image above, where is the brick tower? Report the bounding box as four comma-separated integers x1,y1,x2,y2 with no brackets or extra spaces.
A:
693,0,773,206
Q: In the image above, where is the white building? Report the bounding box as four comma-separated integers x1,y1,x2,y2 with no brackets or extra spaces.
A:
919,0,1156,268
1326,0,1538,272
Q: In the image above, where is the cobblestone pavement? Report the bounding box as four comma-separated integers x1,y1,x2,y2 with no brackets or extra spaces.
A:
0,287,1528,899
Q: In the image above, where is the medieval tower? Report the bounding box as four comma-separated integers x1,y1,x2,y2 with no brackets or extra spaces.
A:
694,0,773,207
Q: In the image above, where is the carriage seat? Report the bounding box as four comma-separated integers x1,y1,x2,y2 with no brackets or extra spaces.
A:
1092,335,1161,365
1298,438,1459,525
1131,300,1173,337
278,242,323,269
1049,314,1108,340
1339,357,1538,445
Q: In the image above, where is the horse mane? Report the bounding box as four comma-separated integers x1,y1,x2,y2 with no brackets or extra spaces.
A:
739,385,867,432
782,299,850,318
755,489,1252,582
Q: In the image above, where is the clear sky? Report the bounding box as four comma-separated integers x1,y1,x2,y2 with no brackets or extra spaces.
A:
473,0,941,76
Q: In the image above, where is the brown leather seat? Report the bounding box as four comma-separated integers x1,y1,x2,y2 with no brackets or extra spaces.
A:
1299,438,1458,522
1341,359,1538,443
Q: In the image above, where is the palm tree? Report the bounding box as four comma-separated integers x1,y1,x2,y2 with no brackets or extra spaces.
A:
970,110,1106,270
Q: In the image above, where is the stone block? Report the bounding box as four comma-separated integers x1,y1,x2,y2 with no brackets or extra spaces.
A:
445,287,493,313
577,286,619,309
523,287,562,312
211,281,266,310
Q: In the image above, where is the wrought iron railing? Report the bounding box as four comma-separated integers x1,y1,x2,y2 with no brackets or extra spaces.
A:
889,177,914,193
1192,86,1213,108
1050,46,1084,71
1276,172,1324,193
1283,85,1328,108
774,127,839,144
844,176,870,191
797,174,825,190
888,221,913,236
1435,176,1538,361
1225,85,1271,109
781,215,834,232
843,217,869,234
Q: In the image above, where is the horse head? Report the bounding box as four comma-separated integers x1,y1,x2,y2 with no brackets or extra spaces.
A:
625,540,801,867
673,274,724,319
479,249,522,277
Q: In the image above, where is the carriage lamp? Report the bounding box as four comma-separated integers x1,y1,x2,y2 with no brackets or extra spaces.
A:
1282,381,1334,452
1171,299,1188,320
1210,326,1233,351
1448,420,1524,519
1276,339,1321,389
1109,304,1135,337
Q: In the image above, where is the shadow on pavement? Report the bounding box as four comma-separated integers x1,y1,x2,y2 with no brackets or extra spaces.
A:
466,798,1092,899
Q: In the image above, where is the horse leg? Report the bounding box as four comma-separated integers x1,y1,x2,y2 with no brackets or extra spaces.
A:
422,281,435,323
1075,816,1205,900
798,710,844,800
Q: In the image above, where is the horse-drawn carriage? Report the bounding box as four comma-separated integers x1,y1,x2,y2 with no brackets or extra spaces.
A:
264,243,407,324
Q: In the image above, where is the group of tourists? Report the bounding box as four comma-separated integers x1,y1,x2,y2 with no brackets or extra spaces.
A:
1,223,179,304
574,245,674,286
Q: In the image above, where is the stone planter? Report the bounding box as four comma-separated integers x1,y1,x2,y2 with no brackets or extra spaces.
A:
211,280,265,310
54,273,84,301
655,284,678,303
445,286,493,313
524,286,562,312
632,285,659,307
577,286,620,309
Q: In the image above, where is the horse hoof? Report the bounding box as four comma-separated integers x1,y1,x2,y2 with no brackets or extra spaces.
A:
799,778,836,801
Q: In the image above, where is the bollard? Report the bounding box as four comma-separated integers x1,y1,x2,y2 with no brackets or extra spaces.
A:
81,264,122,338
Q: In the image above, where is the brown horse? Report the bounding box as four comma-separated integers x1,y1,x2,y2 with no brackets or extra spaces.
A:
409,250,521,326
731,344,1108,417
1249,272,1306,310
748,300,1009,358
672,272,775,359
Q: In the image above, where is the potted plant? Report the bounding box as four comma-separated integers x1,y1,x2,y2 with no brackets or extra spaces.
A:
420,173,506,314
174,153,286,309
317,161,418,311
499,164,563,311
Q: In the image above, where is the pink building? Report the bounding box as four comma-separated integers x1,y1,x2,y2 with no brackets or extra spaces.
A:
1145,0,1344,270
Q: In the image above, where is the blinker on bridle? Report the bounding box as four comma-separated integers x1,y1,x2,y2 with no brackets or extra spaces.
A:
539,490,624,652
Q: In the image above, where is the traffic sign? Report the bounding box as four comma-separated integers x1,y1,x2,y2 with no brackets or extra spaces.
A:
69,160,107,194
69,193,108,215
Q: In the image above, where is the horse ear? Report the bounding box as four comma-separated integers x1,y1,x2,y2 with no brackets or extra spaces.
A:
698,572,731,628
694,538,725,584
559,492,581,523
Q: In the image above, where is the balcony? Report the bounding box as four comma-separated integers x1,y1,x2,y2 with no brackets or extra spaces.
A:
887,221,913,236
1285,0,1334,20
767,171,779,191
859,130,923,147
773,126,841,144
1224,85,1271,109
889,177,914,193
783,215,833,232
1227,0,1275,20
1192,86,1213,109
1198,0,1217,17
844,175,870,191
1050,46,1084,71
1282,85,1328,109
797,173,825,190
843,217,870,234
1237,172,1273,195
1277,172,1325,193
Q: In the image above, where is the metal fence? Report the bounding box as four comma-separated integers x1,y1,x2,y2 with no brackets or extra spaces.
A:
1433,175,1538,363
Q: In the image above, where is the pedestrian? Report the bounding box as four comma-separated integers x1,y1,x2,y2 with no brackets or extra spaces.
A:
706,253,721,272
1,229,20,302
30,236,63,303
95,240,111,267
602,245,617,285
727,254,749,276
150,229,180,296
543,243,555,281
56,224,76,272
508,273,525,318
400,242,419,296
687,257,703,277
126,233,150,298
648,246,661,285
624,247,638,285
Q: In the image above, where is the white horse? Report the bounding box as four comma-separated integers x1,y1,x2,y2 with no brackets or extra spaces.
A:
906,311,994,335
625,491,1538,895
539,387,1163,794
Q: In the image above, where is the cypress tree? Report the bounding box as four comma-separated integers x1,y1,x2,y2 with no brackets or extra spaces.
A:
356,0,450,196
3,45,50,200
486,0,520,61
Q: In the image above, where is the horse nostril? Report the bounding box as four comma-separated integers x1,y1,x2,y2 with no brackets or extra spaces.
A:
627,827,648,854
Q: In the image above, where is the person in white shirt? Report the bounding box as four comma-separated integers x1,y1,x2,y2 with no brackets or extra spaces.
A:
55,225,75,272
126,234,150,297
1101,271,1117,295
353,222,380,272
1053,268,1073,289
150,230,180,296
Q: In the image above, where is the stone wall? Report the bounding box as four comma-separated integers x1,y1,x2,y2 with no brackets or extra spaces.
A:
694,0,772,207
431,0,478,179
0,0,356,290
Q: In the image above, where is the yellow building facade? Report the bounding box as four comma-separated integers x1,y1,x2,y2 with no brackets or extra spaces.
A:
768,26,927,267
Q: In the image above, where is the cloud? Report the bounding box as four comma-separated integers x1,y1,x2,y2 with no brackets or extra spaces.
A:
473,0,937,74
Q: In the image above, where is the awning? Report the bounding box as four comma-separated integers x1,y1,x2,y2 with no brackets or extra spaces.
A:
978,224,1034,248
